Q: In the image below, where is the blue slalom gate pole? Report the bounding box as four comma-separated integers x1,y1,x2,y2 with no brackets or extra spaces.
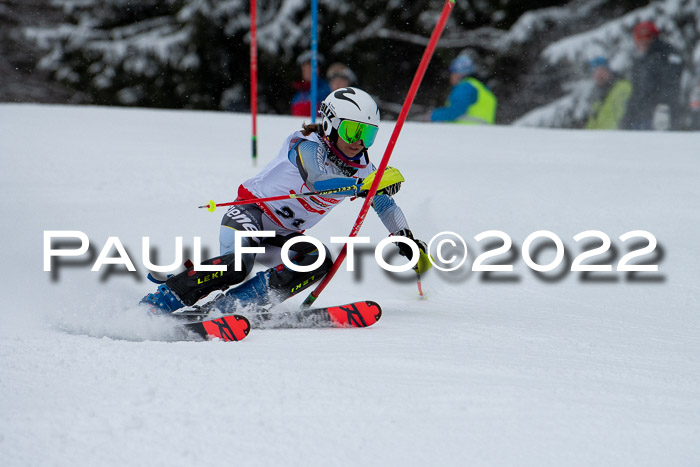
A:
250,0,258,166
310,0,318,122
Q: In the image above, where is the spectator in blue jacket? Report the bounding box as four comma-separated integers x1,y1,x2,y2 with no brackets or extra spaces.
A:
430,54,497,124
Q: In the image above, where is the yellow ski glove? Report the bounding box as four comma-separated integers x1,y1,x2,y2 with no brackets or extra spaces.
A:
393,229,433,274
357,167,405,197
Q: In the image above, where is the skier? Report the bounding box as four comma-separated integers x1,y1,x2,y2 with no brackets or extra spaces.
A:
141,87,432,314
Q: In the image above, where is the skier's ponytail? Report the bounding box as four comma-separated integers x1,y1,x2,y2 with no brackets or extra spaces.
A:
301,123,321,136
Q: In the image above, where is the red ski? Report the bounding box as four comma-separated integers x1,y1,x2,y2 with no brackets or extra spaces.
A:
184,314,251,341
176,301,381,339
251,300,382,329
323,300,383,328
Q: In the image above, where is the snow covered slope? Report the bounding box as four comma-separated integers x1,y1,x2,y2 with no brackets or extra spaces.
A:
1,104,699,466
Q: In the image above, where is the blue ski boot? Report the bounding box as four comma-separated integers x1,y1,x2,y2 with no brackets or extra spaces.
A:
140,284,186,315
215,271,272,313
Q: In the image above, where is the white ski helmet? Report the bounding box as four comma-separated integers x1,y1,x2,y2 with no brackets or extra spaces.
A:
319,87,380,148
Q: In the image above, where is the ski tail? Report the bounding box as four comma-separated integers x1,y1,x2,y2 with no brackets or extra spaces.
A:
185,315,251,341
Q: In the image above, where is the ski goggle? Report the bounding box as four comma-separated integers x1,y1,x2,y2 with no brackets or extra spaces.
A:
337,120,379,148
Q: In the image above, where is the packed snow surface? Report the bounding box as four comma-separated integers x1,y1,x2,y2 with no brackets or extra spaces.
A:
1,104,699,466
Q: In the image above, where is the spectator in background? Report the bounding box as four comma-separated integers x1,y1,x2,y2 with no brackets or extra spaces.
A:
290,51,331,117
687,67,700,130
326,63,357,91
429,54,497,124
621,21,684,130
585,56,632,129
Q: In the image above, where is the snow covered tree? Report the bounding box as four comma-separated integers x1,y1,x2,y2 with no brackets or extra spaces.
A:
24,0,254,109
514,0,700,127
24,0,579,115
20,0,700,126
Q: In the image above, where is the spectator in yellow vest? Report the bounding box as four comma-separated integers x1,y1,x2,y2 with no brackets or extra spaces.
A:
429,54,497,124
585,56,632,129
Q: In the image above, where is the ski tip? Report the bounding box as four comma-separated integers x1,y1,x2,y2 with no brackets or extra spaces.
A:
199,314,251,342
327,301,382,328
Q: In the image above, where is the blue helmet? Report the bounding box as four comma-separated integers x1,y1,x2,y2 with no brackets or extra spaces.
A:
589,56,610,71
448,55,475,76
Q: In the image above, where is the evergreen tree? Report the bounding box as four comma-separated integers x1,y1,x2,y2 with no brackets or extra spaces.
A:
18,0,700,126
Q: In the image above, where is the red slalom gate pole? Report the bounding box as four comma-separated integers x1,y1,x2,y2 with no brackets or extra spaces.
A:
250,0,258,166
301,0,455,308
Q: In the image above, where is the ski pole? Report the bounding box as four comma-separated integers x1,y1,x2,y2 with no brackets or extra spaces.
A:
301,0,455,308
416,271,425,299
199,186,357,212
